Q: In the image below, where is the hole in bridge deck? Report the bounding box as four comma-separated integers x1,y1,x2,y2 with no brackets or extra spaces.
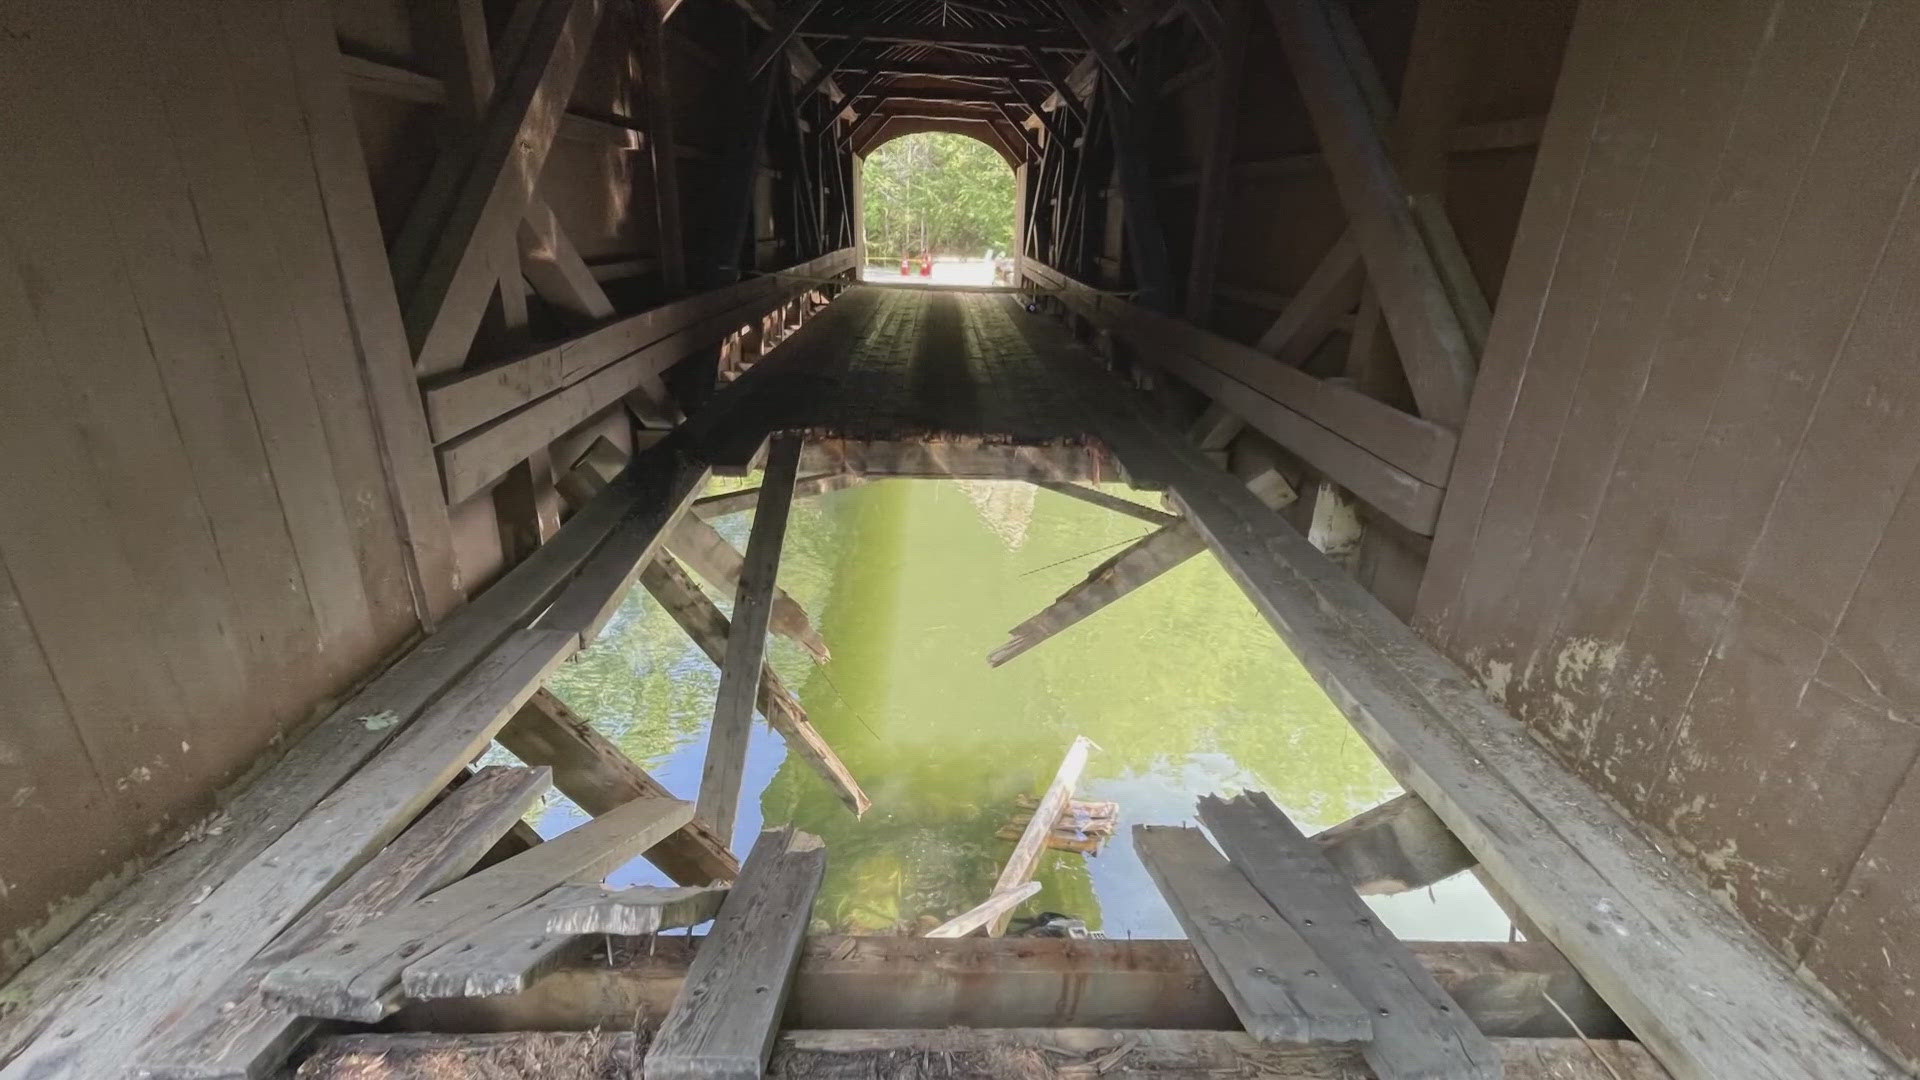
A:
484,472,1513,941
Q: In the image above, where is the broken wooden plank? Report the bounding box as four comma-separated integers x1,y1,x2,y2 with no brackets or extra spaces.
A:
395,935,1623,1040
697,435,804,841
990,521,1206,667
987,737,1096,936
263,794,694,1022
1032,481,1180,526
403,885,724,1000
497,688,739,885
0,628,576,1080
642,554,870,817
691,472,864,518
667,512,831,663
645,830,828,1080
544,884,730,935
1198,791,1501,1078
1102,410,1900,1080
773,1030,1669,1080
1314,792,1475,896
1134,824,1370,1044
395,0,609,376
924,882,1043,940
139,766,551,1080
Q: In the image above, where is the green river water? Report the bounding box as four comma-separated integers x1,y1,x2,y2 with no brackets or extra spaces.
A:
526,475,1510,940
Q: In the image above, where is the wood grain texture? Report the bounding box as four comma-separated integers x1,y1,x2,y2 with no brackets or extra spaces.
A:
697,435,805,840
644,830,828,1080
263,794,692,1021
1198,792,1498,1077
1313,793,1475,896
498,689,739,885
403,884,723,999
924,882,1043,939
1134,825,1370,1043
139,766,551,1079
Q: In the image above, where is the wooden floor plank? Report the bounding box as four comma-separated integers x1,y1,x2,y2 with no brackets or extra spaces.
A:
1198,792,1499,1078
263,793,693,1021
1135,825,1370,1043
697,435,805,841
645,830,829,1080
140,766,551,1080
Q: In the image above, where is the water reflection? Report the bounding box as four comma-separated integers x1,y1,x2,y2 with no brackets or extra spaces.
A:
534,476,1511,940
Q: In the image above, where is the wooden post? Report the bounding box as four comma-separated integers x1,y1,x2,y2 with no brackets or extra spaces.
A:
986,736,1096,936
1183,0,1251,325
635,0,686,292
696,435,804,841
1100,71,1175,312
700,69,780,289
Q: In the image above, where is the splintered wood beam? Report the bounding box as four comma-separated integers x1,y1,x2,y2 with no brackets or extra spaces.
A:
641,554,870,817
924,882,1043,939
991,475,1293,668
391,0,609,376
1312,792,1476,896
1135,825,1370,1043
646,830,828,1080
497,688,740,885
668,511,831,663
1032,482,1180,527
743,0,827,82
138,766,551,1080
264,794,694,1022
544,884,731,935
691,472,865,518
1255,231,1364,362
1258,0,1475,424
394,935,1624,1040
697,435,804,840
1199,792,1500,1079
987,736,1096,936
403,885,725,1000
1052,0,1137,101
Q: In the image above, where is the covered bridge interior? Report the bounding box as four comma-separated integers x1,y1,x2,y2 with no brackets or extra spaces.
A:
1,0,1916,1077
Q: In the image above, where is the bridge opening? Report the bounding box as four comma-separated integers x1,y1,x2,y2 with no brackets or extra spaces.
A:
859,133,1017,287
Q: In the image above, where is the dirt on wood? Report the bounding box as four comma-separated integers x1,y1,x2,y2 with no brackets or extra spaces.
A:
293,1030,644,1079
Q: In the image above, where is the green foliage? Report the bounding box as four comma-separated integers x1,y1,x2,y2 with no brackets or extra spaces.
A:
862,132,1016,260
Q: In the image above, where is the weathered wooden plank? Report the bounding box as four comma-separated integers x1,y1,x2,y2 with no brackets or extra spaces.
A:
989,522,1206,667
517,200,616,326
403,885,724,1000
395,935,1623,1040
1257,0,1476,424
987,737,1096,936
1134,825,1370,1043
396,0,608,375
924,882,1043,939
1032,482,1180,526
1198,791,1500,1079
641,555,871,817
544,884,730,935
691,472,864,518
773,1030,1669,1080
497,688,739,885
0,629,575,1079
263,794,693,1021
697,435,804,840
1314,792,1474,896
645,830,828,1080
1104,372,1903,1080
667,513,830,662
139,766,551,1080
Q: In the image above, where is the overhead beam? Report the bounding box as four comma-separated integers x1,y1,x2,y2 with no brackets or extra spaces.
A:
390,0,609,376
1257,0,1476,423
392,935,1625,1041
800,22,1083,50
1003,76,1065,144
696,435,803,840
994,101,1044,160
743,0,826,81
837,60,1052,82
1101,410,1904,1080
794,33,866,102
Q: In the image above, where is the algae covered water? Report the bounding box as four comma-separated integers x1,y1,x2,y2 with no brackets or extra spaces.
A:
532,476,1510,940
